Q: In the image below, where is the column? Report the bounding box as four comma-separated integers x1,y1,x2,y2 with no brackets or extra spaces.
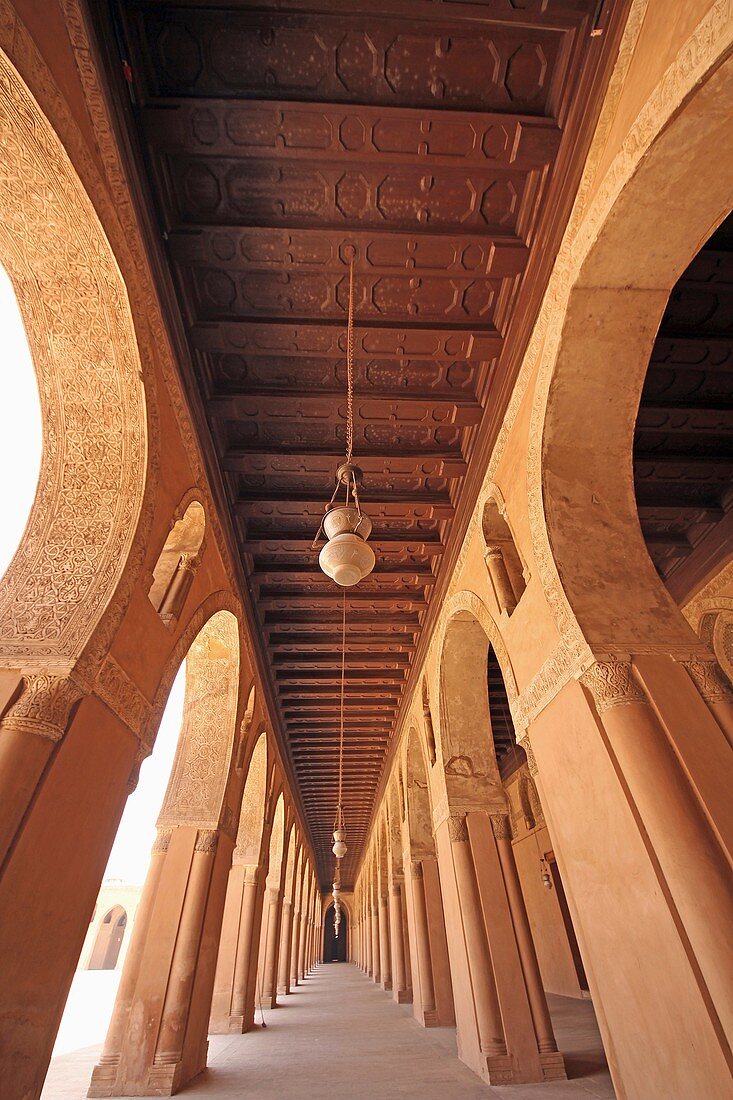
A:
289,904,302,988
408,861,436,1023
151,835,218,1074
260,888,281,1007
90,826,233,1097
365,901,373,976
493,816,559,1057
210,863,262,1032
378,894,392,991
371,904,381,983
277,899,293,995
483,546,516,615
448,814,506,1058
94,832,169,1067
581,661,733,1048
0,680,141,1100
389,882,409,1003
297,885,309,980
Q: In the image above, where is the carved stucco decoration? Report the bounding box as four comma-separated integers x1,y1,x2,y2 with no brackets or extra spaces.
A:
580,661,645,714
1,673,84,741
157,610,240,831
681,658,733,705
0,48,146,664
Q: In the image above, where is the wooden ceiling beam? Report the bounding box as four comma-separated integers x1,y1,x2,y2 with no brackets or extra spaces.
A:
210,391,482,427
226,450,467,479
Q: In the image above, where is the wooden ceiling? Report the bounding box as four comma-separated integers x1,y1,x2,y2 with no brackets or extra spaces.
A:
100,0,627,884
635,212,733,604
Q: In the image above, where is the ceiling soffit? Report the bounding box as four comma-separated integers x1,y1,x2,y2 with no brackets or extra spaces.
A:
102,0,629,883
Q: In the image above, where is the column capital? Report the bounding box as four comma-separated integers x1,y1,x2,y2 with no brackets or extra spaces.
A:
681,657,733,704
268,888,280,906
1,673,84,741
580,660,645,713
447,812,468,843
483,544,504,561
152,829,172,853
490,813,513,841
195,830,219,854
243,864,260,885
379,894,388,908
409,860,423,880
390,881,403,897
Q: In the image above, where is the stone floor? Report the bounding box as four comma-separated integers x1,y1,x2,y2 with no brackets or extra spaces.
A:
42,964,615,1099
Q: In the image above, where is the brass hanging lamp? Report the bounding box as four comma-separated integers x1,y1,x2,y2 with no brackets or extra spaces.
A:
312,247,375,587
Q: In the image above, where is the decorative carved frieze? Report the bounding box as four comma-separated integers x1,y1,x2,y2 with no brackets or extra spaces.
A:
1,674,84,741
580,661,645,714
94,654,152,742
519,735,538,777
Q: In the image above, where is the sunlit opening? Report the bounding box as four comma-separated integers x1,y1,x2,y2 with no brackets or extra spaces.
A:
0,262,43,582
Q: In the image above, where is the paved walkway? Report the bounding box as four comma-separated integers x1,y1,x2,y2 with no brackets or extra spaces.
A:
43,964,614,1100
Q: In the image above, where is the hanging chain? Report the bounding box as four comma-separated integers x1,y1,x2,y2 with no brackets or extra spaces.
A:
338,586,346,820
345,251,355,465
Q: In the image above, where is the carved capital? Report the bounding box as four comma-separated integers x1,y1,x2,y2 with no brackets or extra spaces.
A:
491,813,513,841
409,860,423,880
379,894,388,908
519,734,538,777
681,658,733,704
152,829,171,853
447,812,468,844
483,545,504,561
390,882,402,898
244,864,260,885
580,661,645,713
2,674,84,741
268,888,280,906
195,829,219,854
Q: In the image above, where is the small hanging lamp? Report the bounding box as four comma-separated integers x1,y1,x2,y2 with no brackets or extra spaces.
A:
313,247,375,587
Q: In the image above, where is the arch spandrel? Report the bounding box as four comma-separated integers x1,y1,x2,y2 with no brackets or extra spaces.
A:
234,729,268,866
157,609,240,830
528,35,733,667
436,609,508,816
403,725,435,862
0,48,147,665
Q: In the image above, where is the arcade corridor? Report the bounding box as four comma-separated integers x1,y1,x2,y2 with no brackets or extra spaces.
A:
43,964,612,1100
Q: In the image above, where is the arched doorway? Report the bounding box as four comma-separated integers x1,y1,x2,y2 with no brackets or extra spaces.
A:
323,903,348,963
88,907,127,971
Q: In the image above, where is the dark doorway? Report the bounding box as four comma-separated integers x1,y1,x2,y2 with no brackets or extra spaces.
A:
323,903,348,963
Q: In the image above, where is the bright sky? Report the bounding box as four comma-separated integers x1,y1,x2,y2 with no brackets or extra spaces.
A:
1,263,185,886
